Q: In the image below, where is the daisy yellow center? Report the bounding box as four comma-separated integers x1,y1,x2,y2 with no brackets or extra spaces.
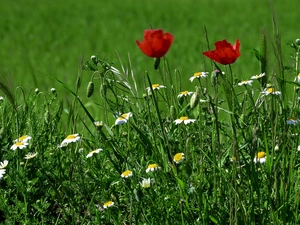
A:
179,116,189,121
148,164,158,169
267,88,275,93
66,135,76,140
288,117,297,121
242,80,249,83
298,73,300,77
194,72,202,77
119,114,128,120
257,152,266,159
174,153,183,162
15,142,24,146
104,201,113,207
180,91,189,95
152,84,160,88
18,135,28,141
122,170,132,176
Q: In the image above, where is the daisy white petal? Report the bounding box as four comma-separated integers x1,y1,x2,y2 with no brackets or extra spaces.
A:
10,142,29,151
0,160,8,169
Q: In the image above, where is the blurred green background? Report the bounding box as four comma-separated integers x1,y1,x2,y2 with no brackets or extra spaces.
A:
0,0,299,97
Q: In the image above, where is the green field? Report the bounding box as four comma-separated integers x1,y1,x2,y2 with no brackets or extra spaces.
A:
1,0,300,224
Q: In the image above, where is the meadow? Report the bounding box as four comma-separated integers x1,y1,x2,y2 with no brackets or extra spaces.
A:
1,0,300,224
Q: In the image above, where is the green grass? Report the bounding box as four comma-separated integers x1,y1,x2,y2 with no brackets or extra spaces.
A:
1,0,300,224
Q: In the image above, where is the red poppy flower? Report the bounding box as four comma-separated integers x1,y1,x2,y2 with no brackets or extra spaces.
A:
136,29,174,58
203,39,240,65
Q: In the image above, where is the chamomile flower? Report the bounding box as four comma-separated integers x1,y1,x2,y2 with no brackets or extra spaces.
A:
177,91,193,98
251,73,265,80
261,87,281,96
121,170,133,178
24,152,37,160
189,72,209,82
14,135,32,143
93,121,103,127
146,84,166,92
86,148,103,158
103,201,114,208
10,141,29,151
0,160,8,169
238,80,253,86
115,112,133,125
174,116,196,125
173,153,185,164
141,178,151,188
0,169,6,179
253,152,267,164
146,164,160,173
294,73,300,83
287,117,300,125
60,134,80,147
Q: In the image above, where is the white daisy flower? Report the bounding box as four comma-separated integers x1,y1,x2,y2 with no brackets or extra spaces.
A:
253,152,267,164
294,73,300,83
146,164,160,173
287,117,300,125
174,116,196,125
115,112,132,125
146,84,166,92
103,201,114,208
173,153,185,164
189,72,209,82
86,148,103,158
24,152,37,160
121,170,133,178
238,80,253,86
60,133,80,146
251,73,265,80
141,178,151,188
177,91,193,98
261,87,281,95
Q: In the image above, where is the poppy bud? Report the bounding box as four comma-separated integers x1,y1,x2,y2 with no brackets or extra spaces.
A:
296,39,300,46
87,81,95,98
190,92,199,109
35,88,39,95
154,58,160,70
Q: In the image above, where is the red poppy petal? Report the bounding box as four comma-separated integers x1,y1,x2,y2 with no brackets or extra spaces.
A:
215,40,232,49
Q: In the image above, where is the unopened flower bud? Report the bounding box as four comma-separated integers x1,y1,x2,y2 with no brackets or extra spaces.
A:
296,39,300,46
190,92,199,109
91,55,98,65
86,81,95,98
35,88,39,94
51,88,56,94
